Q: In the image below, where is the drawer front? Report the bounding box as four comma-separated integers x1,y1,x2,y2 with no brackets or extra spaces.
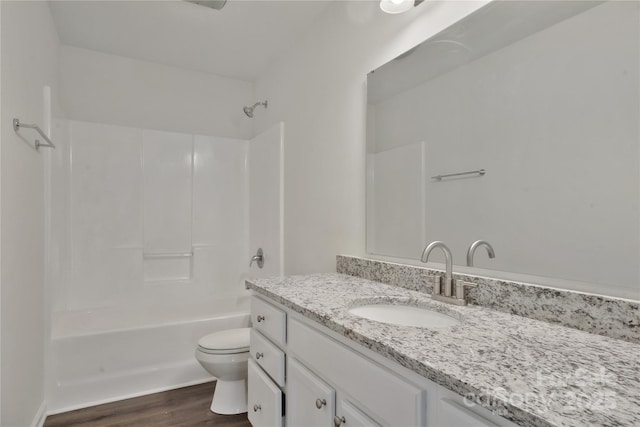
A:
252,297,286,346
289,318,425,427
248,359,283,427
251,328,285,387
337,399,381,427
287,358,336,427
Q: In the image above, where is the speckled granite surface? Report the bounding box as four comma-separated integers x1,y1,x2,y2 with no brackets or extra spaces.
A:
337,255,640,344
246,273,640,427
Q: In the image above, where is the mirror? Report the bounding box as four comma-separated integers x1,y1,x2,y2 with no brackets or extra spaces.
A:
366,0,639,299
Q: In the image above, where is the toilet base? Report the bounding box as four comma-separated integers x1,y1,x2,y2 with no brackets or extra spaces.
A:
211,379,247,415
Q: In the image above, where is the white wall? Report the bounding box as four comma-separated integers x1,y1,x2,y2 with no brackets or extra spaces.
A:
0,1,60,425
253,1,489,274
369,1,639,293
59,45,254,139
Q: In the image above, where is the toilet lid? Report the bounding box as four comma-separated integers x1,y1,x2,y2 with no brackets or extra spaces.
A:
198,328,250,354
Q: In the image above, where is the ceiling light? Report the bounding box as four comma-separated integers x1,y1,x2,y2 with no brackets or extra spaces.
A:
380,0,415,14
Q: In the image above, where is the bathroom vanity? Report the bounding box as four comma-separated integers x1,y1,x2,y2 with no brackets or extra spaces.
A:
247,292,515,427
246,271,640,427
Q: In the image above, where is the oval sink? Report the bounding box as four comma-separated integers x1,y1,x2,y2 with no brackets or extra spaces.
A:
348,304,460,329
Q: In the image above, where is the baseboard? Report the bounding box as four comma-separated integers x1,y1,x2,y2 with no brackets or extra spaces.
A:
47,377,214,416
47,360,213,415
31,401,47,427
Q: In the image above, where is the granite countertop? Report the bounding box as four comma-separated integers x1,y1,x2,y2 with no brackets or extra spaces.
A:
246,273,640,427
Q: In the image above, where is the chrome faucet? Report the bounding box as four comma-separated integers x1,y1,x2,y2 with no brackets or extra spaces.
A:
466,240,495,267
421,241,453,297
421,241,477,306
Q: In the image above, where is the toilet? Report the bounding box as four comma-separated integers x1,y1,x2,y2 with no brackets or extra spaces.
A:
195,327,251,415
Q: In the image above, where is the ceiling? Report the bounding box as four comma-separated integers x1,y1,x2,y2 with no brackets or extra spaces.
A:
49,0,333,82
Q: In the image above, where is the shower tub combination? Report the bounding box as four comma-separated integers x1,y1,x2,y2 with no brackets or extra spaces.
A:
48,295,250,414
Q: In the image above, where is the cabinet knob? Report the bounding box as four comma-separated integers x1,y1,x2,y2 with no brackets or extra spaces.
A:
315,398,327,409
253,404,262,412
255,352,264,360
333,415,346,426
257,315,265,323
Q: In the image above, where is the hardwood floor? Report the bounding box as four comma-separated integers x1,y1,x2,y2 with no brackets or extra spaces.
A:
44,382,252,427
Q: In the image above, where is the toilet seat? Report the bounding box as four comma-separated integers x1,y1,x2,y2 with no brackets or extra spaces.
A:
197,327,250,355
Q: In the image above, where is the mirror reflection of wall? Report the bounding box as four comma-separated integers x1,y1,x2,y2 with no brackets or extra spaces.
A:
366,0,639,298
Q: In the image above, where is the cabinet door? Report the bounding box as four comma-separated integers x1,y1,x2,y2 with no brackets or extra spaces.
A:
287,358,336,427
248,359,283,427
334,399,381,427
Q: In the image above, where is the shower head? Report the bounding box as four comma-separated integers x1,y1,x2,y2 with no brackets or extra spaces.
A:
243,100,268,118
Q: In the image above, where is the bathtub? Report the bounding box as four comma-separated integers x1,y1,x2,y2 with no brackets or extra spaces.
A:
47,295,250,414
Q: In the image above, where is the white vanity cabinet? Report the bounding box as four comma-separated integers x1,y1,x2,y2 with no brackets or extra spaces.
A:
248,297,287,427
249,295,520,427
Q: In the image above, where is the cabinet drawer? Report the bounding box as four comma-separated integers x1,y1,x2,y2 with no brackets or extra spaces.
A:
248,359,283,427
289,318,425,427
252,297,286,346
251,328,285,387
287,358,336,427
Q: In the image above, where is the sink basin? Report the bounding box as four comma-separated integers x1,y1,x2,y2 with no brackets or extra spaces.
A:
348,304,460,329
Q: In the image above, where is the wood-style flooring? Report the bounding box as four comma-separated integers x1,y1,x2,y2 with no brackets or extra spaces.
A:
43,382,252,427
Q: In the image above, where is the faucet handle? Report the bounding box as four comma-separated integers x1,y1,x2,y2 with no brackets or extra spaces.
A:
250,248,264,268
430,275,442,295
455,280,477,301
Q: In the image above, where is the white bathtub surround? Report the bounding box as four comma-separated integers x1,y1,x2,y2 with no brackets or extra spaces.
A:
246,274,640,427
51,120,249,312
249,122,284,278
337,255,640,343
142,130,194,281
